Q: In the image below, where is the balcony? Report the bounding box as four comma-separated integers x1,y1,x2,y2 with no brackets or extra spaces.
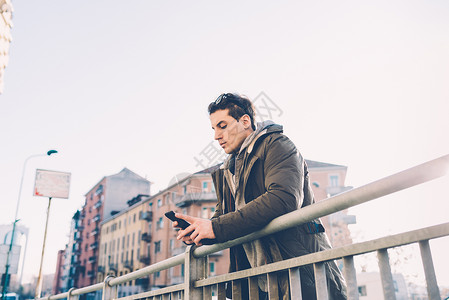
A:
98,266,105,273
123,260,133,271
90,242,98,250
108,263,118,272
135,277,149,287
139,255,150,265
170,276,184,285
141,211,153,222
87,270,95,278
92,214,101,223
88,256,96,264
174,192,217,207
91,227,99,236
141,232,152,243
94,199,102,209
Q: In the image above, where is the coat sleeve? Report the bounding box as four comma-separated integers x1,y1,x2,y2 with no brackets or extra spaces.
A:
211,134,304,242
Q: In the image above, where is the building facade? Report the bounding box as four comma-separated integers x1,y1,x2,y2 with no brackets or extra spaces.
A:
74,168,151,289
357,272,408,300
97,167,229,297
307,160,355,248
0,0,12,94
52,250,65,295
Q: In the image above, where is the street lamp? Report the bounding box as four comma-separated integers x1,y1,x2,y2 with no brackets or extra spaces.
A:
1,150,58,298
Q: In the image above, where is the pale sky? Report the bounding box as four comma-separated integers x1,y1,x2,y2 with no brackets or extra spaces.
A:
0,0,448,288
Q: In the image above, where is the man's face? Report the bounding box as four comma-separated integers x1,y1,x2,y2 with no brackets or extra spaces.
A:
210,109,252,154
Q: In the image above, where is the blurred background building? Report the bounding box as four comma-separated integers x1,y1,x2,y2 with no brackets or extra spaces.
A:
0,0,13,94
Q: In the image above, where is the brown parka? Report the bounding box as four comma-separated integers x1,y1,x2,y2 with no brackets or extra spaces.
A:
210,121,347,299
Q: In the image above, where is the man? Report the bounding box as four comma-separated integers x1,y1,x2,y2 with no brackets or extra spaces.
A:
175,93,347,299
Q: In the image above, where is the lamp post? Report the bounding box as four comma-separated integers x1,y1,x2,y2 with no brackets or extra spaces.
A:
1,150,58,299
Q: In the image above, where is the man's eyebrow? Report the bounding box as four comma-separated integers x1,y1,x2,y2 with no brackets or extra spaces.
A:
212,120,226,130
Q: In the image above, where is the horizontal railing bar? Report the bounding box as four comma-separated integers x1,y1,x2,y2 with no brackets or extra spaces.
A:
193,155,449,259
108,254,185,286
194,222,449,287
46,292,69,300
119,283,185,300
62,283,103,297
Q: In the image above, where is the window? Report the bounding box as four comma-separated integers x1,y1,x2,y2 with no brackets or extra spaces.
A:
157,199,162,208
157,217,164,230
330,175,339,187
149,202,153,211
155,241,161,254
358,285,367,296
202,207,208,218
132,233,135,246
133,214,136,223
202,181,208,192
209,262,215,275
153,271,160,280
170,239,174,250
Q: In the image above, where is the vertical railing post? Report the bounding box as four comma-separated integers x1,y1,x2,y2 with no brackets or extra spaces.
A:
377,249,396,300
102,276,117,300
343,256,359,300
288,267,303,300
68,288,79,300
419,240,441,300
314,262,329,300
185,245,207,299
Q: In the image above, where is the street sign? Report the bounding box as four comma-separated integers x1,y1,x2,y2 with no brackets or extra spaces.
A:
33,169,71,199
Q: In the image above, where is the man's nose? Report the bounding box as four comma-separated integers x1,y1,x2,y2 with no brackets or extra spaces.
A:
214,129,222,140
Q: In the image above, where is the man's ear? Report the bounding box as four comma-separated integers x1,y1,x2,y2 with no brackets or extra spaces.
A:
241,114,252,130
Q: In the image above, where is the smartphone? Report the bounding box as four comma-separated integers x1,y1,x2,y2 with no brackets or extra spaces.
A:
164,211,190,229
164,211,216,245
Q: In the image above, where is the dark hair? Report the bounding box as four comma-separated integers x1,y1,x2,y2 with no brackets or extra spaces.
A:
208,93,256,130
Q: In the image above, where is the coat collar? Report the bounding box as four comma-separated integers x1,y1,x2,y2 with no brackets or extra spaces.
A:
220,120,283,170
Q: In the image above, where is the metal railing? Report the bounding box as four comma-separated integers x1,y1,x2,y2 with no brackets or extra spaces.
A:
38,155,449,300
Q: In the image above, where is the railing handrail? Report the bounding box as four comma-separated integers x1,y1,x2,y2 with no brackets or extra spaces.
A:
194,221,449,288
40,154,449,300
193,154,449,258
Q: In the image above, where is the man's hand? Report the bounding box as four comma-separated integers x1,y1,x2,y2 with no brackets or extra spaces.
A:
175,213,216,246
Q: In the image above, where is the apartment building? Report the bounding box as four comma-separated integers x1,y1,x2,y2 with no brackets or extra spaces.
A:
0,0,12,94
58,210,82,292
307,160,355,248
98,166,229,297
75,168,151,289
